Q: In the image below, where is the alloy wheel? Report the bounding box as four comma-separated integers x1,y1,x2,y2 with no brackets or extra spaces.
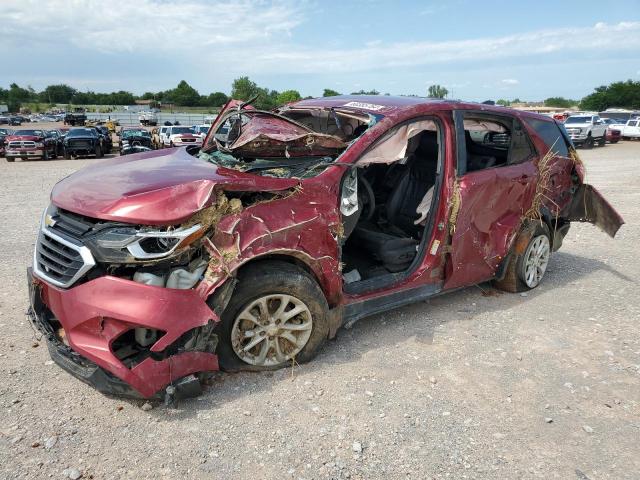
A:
521,234,550,288
231,294,313,367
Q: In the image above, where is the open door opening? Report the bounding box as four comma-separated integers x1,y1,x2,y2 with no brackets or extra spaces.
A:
340,120,442,293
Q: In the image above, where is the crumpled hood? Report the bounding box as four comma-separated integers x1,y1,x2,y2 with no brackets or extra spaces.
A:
51,147,299,225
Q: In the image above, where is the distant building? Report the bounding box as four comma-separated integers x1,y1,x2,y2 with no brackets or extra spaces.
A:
0,104,8,114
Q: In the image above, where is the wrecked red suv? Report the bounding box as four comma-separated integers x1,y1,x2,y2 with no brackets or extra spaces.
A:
28,96,623,400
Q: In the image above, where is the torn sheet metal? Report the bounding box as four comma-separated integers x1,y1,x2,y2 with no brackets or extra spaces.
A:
562,183,625,237
223,113,347,158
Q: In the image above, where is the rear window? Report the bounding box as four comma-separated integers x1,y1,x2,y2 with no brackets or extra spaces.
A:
527,119,569,157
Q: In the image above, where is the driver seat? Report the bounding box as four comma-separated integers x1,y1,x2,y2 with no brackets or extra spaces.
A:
351,131,438,272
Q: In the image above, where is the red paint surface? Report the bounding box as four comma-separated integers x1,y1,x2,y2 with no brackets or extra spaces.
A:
36,275,219,398
51,147,298,225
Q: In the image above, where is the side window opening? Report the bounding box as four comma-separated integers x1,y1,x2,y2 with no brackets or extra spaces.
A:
461,114,512,172
509,119,536,165
527,118,570,157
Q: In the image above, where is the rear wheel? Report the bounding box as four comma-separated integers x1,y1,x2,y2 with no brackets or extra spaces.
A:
494,223,551,293
214,261,329,371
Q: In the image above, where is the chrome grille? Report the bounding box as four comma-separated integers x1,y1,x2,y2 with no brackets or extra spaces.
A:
8,141,36,148
34,228,95,288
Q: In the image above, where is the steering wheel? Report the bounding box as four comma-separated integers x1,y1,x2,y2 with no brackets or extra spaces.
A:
358,175,376,221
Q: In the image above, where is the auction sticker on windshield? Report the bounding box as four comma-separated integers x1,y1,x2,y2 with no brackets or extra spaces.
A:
343,101,386,111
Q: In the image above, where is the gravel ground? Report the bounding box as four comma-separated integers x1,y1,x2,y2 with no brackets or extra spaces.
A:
0,134,638,480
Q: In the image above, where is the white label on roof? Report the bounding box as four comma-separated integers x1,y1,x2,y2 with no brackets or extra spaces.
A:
342,101,386,111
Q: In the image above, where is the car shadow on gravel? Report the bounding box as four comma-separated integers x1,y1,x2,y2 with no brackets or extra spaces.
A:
152,251,633,415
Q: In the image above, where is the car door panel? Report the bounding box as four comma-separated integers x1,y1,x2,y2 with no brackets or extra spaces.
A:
444,161,537,289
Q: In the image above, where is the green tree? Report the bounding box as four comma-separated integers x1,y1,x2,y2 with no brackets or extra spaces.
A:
7,83,36,111
580,80,640,111
276,90,302,105
496,99,511,106
39,84,77,104
230,77,279,110
167,80,200,106
203,91,228,107
544,97,576,108
427,84,448,99
231,76,261,101
351,89,380,95
323,88,340,97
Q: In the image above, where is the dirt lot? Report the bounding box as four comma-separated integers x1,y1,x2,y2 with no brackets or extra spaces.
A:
0,133,638,479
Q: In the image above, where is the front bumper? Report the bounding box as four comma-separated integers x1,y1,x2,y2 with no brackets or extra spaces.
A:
6,148,44,158
27,268,220,398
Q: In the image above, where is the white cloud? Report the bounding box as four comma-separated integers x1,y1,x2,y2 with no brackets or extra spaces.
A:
501,79,519,85
0,0,305,53
1,3,639,83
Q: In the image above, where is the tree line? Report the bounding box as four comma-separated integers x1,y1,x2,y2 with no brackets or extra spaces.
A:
1,78,639,113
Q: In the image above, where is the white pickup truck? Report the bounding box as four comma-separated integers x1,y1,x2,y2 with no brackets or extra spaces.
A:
611,118,640,140
563,114,607,148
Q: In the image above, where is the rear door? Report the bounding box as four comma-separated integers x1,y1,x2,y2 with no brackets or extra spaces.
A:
444,110,538,289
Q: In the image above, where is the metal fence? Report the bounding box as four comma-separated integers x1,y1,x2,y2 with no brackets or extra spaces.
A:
86,112,216,126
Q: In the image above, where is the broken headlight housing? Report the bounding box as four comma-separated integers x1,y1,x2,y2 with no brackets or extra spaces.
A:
91,224,204,262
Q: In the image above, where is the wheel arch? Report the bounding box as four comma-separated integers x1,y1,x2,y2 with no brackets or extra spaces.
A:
234,252,335,305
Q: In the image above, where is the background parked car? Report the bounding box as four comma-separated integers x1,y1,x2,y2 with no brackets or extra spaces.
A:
63,127,104,159
164,125,203,148
605,128,621,143
4,128,57,162
45,130,65,156
0,128,13,157
618,118,640,140
119,129,153,155
563,114,607,148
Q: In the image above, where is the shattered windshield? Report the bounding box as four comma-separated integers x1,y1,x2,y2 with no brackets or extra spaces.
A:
199,149,336,179
195,101,378,179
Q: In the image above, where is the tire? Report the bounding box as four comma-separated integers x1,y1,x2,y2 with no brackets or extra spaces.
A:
64,150,71,160
584,136,594,149
494,223,551,293
95,145,103,158
611,140,619,144
42,150,49,161
6,157,15,162
213,261,329,372
598,135,606,147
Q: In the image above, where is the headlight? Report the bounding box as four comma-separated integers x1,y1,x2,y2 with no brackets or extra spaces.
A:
34,142,44,147
95,224,204,260
41,204,205,263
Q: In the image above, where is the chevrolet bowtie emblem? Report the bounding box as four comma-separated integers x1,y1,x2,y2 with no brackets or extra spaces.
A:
44,215,57,228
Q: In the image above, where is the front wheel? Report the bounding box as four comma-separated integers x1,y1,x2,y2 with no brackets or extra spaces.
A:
95,145,103,158
494,223,551,293
584,136,594,149
214,261,329,371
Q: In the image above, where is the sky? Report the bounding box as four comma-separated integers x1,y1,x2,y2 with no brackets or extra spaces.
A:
2,0,640,101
